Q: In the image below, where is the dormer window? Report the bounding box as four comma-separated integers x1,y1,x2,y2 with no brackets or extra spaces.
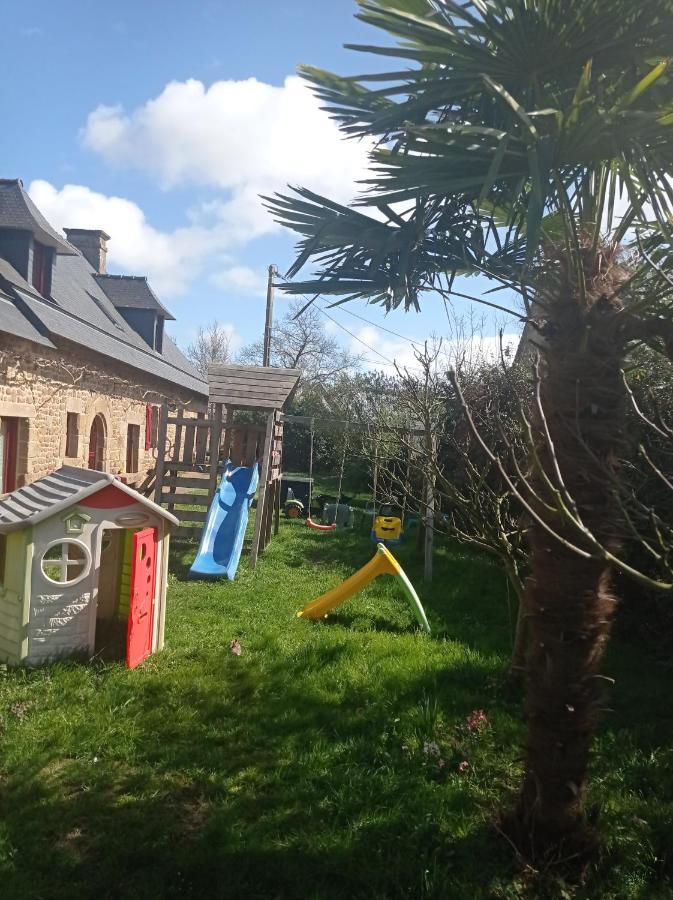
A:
32,240,52,296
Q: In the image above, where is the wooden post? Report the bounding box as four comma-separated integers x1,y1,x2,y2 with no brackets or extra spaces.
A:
262,480,275,550
154,401,169,506
221,406,234,462
274,475,281,535
195,410,208,464
262,264,277,366
250,411,274,568
166,406,183,514
183,416,197,466
208,403,223,505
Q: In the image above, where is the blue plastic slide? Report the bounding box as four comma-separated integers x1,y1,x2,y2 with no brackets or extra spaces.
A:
189,462,259,580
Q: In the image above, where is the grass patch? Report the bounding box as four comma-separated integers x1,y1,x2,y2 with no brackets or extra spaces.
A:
0,522,671,898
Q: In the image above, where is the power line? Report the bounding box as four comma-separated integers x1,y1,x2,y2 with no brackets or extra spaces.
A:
327,304,422,347
274,272,421,352
315,305,395,366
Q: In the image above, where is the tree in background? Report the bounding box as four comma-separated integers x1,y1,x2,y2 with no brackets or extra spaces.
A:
184,321,233,378
265,0,673,860
238,298,363,384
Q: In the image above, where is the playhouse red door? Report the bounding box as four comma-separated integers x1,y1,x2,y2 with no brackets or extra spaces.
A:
127,528,158,669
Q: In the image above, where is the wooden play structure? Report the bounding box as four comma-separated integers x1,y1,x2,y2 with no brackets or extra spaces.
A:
153,364,300,566
0,466,176,668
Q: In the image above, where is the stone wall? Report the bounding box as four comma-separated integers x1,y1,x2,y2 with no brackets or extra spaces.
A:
0,334,205,487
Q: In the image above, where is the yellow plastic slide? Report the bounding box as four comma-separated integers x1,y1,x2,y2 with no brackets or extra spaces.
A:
297,544,431,634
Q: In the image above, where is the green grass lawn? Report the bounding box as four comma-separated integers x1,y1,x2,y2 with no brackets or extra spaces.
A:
0,521,672,899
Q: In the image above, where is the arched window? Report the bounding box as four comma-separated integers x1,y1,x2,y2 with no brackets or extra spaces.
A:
88,414,106,470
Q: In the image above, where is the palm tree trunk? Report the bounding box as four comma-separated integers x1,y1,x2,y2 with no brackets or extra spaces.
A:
513,252,628,855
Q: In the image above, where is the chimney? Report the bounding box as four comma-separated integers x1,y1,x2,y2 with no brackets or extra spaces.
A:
63,228,110,274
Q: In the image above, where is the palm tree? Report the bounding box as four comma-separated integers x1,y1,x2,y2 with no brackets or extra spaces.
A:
265,0,673,858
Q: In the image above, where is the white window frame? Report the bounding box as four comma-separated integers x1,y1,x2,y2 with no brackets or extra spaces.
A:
40,539,92,587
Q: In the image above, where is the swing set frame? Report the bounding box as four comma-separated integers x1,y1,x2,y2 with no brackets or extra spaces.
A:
283,414,435,579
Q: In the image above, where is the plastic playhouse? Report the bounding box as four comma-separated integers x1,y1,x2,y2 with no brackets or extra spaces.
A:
0,466,176,668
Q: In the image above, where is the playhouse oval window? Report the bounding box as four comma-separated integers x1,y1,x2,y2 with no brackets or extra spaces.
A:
41,541,91,586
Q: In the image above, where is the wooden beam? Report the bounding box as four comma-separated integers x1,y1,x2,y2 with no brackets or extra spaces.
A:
167,405,184,514
166,416,215,427
208,363,301,378
207,373,299,388
153,401,169,506
173,526,201,540
207,392,287,410
156,462,211,473
161,493,211,507
274,473,281,536
173,509,209,524
250,412,274,569
183,417,197,466
263,480,275,548
208,403,223,506
162,476,209,490
208,385,290,399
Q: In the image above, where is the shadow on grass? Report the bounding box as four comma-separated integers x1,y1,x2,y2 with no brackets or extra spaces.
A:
3,526,672,898
0,645,514,900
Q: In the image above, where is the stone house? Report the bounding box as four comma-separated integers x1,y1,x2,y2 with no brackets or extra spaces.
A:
0,178,207,492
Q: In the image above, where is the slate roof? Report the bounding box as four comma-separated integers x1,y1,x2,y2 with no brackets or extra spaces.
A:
0,179,75,254
0,180,207,398
0,465,178,532
95,274,176,319
0,279,55,348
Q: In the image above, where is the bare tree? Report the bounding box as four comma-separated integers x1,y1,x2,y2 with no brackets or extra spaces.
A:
184,321,233,378
238,299,363,383
365,339,530,672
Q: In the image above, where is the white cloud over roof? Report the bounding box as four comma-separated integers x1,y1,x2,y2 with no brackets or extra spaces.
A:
31,76,374,302
81,75,372,224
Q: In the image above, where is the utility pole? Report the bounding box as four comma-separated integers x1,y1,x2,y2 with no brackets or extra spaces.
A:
263,264,277,367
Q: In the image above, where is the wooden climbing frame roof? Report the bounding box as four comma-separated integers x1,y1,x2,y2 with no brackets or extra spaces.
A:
207,364,301,410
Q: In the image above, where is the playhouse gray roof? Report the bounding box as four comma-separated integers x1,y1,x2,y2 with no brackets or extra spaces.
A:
0,466,178,533
0,180,207,399
94,274,176,319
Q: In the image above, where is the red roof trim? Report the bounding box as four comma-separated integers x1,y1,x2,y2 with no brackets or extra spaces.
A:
79,484,136,509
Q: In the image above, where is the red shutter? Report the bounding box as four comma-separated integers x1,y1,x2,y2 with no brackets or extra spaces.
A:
145,405,152,450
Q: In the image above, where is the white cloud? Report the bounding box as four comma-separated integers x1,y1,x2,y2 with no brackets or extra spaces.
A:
29,76,375,305
348,325,422,375
28,179,224,298
81,76,373,238
210,265,267,295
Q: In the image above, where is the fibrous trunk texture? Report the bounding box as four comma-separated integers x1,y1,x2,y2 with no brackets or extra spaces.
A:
513,247,628,858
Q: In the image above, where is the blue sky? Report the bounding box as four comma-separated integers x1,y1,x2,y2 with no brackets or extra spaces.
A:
3,0,521,370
